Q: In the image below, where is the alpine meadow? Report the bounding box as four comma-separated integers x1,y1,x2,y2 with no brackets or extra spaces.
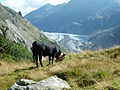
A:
0,0,120,90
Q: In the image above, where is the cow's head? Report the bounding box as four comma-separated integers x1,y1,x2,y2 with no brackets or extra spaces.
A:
57,53,67,61
55,50,61,60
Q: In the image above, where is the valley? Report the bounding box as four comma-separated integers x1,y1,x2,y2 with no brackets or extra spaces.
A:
25,0,120,52
44,25,120,53
44,32,90,53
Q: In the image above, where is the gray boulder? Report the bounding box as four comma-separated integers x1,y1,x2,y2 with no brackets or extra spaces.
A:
8,79,36,90
8,76,71,90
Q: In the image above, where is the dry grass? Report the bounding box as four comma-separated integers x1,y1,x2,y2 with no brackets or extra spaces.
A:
0,46,120,90
0,60,34,76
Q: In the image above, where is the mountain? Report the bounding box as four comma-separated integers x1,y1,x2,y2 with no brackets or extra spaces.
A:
25,0,120,35
87,25,120,51
24,3,66,29
0,4,50,50
24,0,120,53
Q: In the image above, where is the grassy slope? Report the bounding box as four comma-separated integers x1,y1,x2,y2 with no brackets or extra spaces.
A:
0,46,120,90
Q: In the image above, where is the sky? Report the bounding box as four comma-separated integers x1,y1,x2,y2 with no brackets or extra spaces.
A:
0,0,70,16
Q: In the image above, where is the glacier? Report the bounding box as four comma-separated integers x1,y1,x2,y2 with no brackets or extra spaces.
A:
44,32,91,53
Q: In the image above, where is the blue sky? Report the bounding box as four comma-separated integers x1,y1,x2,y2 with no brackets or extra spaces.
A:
0,0,70,16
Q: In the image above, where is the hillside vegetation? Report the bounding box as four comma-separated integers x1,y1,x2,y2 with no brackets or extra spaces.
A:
0,46,120,89
0,34,32,61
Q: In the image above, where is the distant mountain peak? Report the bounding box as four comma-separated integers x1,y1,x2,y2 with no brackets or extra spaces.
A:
44,3,52,6
25,3,66,27
41,3,54,9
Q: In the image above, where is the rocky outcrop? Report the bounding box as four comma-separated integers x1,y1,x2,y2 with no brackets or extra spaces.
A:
0,4,50,50
8,76,71,90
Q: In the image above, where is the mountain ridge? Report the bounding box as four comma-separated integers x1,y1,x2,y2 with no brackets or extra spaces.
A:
25,0,120,35
24,3,66,28
0,4,50,50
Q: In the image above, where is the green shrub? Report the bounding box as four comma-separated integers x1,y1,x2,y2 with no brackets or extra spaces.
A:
53,71,68,81
105,85,118,90
91,71,107,81
77,74,96,87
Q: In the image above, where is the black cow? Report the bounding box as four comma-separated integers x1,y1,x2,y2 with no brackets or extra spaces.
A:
31,41,61,67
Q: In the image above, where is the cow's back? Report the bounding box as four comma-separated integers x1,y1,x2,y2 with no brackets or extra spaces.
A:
32,41,61,57
32,41,45,55
42,41,60,56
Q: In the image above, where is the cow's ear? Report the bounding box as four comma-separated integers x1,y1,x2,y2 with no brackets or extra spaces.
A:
63,53,67,55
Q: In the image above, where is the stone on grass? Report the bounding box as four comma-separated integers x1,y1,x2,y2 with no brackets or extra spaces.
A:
8,76,71,90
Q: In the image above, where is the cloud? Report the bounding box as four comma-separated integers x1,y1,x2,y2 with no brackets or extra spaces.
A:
1,0,70,16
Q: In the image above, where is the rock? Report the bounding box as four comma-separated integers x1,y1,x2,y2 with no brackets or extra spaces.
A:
8,79,36,90
8,76,71,90
16,79,36,86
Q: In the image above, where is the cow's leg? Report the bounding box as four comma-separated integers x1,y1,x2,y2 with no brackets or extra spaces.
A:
52,56,55,64
35,55,38,67
48,56,51,65
33,55,36,63
39,55,43,67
